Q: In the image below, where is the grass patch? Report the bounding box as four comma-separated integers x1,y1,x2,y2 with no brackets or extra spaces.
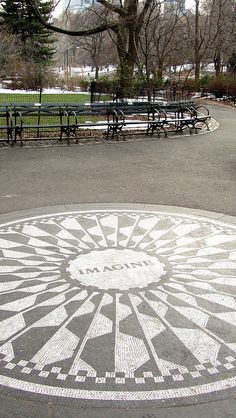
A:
0,92,113,138
0,93,91,104
0,92,113,104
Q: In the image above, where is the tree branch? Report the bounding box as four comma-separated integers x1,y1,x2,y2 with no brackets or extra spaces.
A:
138,0,153,26
96,0,126,16
27,0,118,36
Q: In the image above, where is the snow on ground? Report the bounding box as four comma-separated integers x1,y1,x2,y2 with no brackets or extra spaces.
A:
0,87,89,95
73,65,115,76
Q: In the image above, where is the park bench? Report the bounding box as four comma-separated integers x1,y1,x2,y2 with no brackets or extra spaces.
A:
2,102,145,144
0,102,210,146
0,105,74,146
146,104,211,137
0,103,126,145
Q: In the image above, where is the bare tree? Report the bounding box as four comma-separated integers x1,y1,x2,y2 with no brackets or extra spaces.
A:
184,0,213,80
185,0,236,79
206,0,236,75
68,8,117,79
28,0,153,94
0,32,22,79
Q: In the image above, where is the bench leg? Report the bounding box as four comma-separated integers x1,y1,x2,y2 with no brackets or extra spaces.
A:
74,129,80,144
70,127,79,144
203,120,209,131
147,124,167,138
19,132,23,147
115,128,119,141
106,125,112,140
147,123,154,136
7,129,14,147
59,127,70,144
162,127,168,138
66,127,70,145
15,127,23,147
59,127,63,142
176,124,192,135
120,128,125,141
116,127,126,141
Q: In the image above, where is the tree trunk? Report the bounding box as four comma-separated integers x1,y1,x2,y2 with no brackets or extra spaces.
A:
214,0,223,77
116,34,136,98
195,57,200,81
214,51,222,76
156,68,163,84
194,0,200,81
116,3,139,99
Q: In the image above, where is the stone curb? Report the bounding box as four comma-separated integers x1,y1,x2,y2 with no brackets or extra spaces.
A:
0,203,235,226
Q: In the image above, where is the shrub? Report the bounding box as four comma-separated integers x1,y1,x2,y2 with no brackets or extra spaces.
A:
78,78,90,92
2,59,56,90
182,78,198,93
207,76,228,98
198,75,214,89
205,75,236,101
227,77,236,97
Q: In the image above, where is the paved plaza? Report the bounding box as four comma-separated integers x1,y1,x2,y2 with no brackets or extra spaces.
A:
0,103,235,417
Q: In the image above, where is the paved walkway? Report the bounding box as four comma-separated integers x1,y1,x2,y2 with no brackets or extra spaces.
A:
0,103,235,417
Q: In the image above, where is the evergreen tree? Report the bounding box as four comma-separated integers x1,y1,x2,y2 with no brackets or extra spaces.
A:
0,0,55,65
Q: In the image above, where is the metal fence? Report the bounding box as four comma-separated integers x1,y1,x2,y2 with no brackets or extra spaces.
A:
0,90,91,106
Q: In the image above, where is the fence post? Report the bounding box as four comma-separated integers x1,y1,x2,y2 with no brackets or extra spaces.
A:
90,81,96,103
37,87,43,138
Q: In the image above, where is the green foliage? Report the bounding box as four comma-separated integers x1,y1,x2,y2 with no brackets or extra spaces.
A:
198,75,214,88
182,78,198,92
90,75,119,94
0,0,55,65
78,78,90,92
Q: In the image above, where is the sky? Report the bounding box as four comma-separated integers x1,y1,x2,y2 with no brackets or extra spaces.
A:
187,0,195,8
54,0,196,18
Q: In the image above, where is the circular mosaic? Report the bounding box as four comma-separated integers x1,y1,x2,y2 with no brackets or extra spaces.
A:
0,208,236,404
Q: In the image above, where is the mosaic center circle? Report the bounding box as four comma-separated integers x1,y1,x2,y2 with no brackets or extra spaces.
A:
0,207,235,405
68,249,164,290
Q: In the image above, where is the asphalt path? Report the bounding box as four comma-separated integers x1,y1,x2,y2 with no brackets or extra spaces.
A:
0,103,235,217
0,102,235,418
